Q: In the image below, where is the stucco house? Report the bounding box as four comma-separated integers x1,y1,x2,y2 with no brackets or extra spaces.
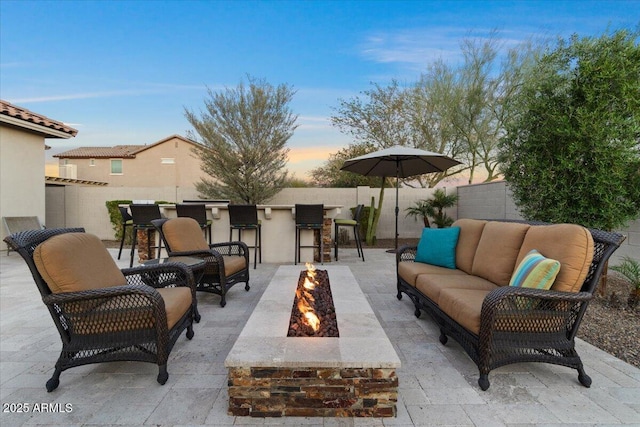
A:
0,99,77,242
53,134,206,188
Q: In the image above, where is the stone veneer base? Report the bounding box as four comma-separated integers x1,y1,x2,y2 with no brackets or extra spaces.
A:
225,265,401,417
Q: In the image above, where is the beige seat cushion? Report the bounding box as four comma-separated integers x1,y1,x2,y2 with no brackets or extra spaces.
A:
70,287,192,334
163,218,210,252
516,224,594,293
472,222,531,286
452,219,487,274
398,262,466,287
438,288,491,335
34,233,127,293
222,255,248,276
157,287,193,329
416,274,498,305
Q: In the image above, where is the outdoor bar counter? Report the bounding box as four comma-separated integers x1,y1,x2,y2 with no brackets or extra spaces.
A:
160,204,343,264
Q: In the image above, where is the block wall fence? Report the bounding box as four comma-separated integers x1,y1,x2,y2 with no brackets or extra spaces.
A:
44,181,637,264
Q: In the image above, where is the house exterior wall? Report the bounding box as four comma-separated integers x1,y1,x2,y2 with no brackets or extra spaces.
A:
59,136,206,187
0,126,46,242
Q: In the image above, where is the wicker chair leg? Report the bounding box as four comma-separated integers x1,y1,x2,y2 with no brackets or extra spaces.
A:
414,307,421,318
157,365,169,385
578,366,592,387
439,330,448,345
46,368,62,392
186,325,194,340
220,294,227,307
478,374,490,391
245,283,250,291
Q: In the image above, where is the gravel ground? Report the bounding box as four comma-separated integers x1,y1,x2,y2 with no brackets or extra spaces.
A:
108,238,640,369
578,273,640,368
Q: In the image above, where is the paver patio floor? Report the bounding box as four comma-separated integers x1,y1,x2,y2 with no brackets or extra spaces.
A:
1,247,639,426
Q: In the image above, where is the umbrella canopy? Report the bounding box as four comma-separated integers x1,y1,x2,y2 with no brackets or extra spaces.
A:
341,145,461,178
341,145,461,252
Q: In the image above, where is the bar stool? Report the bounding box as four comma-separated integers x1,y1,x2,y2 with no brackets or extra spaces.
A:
294,204,324,265
228,204,261,269
129,204,163,267
334,204,365,262
176,203,212,244
117,206,133,260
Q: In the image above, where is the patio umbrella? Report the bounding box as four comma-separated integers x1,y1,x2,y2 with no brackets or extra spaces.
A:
340,145,461,251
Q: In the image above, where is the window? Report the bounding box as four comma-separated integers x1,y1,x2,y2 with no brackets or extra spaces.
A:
161,158,175,164
61,159,69,165
110,159,123,174
89,159,95,166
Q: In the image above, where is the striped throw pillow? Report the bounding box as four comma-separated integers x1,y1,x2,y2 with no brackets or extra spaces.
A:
509,249,561,290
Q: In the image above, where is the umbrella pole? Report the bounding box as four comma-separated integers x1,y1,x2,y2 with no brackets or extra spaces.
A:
395,161,399,252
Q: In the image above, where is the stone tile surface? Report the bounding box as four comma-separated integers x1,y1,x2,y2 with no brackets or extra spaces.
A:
0,247,638,426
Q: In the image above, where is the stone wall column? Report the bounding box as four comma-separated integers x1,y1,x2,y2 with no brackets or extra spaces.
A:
136,229,156,263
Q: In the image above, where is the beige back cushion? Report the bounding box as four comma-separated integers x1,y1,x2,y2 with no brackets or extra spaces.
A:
452,219,487,274
163,218,210,252
34,233,127,293
471,222,531,286
516,224,594,292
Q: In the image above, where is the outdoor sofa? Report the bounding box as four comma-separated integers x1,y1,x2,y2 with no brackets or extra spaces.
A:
396,218,625,390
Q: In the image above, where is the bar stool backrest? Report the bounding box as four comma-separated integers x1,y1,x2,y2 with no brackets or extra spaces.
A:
130,204,161,226
295,204,324,226
119,206,133,223
353,204,365,222
176,204,207,225
229,204,258,226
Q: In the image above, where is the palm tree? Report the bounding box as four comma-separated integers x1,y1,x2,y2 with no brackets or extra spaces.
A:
611,256,640,308
429,189,459,228
405,200,435,228
405,189,459,228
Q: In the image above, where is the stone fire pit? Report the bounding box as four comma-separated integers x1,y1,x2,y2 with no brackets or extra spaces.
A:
225,265,401,417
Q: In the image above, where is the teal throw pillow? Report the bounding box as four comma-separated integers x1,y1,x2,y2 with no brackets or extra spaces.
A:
414,226,460,269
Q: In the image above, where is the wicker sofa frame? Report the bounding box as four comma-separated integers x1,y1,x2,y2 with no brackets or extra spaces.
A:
4,227,197,392
396,219,625,390
152,218,250,307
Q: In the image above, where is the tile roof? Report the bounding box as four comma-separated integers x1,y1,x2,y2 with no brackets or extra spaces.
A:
54,145,144,158
0,99,78,137
54,135,200,158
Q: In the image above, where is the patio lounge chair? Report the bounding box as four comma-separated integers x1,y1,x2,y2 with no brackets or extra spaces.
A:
152,217,250,307
3,228,197,391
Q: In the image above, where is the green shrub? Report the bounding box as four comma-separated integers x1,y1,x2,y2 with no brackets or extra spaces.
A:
105,200,133,243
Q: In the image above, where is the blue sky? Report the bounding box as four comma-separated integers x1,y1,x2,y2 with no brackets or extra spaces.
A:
1,0,638,178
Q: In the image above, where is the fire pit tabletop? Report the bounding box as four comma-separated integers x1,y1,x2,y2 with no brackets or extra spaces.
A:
225,265,401,369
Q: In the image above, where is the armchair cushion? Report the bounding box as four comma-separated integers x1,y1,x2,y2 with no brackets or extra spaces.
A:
157,287,193,329
163,217,210,252
222,255,248,276
34,233,126,293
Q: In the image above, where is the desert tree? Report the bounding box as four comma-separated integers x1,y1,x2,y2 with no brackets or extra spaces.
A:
185,76,297,204
309,141,384,188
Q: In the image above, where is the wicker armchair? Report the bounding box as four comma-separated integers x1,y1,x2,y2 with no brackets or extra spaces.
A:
396,219,625,390
3,228,197,392
152,217,250,307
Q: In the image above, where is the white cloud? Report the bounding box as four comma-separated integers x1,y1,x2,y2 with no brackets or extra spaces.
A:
359,27,534,72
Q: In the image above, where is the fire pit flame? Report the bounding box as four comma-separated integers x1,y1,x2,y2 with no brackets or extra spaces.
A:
296,263,321,332
288,264,339,337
